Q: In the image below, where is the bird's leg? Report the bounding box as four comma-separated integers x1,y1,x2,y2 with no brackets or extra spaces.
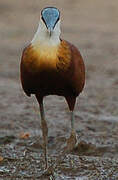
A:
66,110,77,151
39,101,48,169
65,97,77,151
36,95,48,169
70,110,74,130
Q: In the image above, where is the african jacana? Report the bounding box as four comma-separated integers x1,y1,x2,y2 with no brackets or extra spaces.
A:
20,7,85,169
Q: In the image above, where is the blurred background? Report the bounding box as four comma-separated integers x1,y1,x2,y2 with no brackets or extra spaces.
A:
0,0,118,178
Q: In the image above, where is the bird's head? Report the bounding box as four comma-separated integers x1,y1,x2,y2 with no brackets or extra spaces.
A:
41,7,60,37
31,7,61,46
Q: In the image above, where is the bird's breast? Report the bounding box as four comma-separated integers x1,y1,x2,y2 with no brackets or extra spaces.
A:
22,41,71,73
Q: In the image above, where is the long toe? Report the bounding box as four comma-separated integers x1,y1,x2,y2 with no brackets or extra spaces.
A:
65,130,78,152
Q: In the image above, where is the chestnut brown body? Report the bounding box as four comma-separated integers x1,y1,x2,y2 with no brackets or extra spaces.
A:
20,40,85,110
20,7,86,168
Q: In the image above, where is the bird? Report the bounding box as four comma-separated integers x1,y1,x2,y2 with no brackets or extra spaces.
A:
20,7,85,169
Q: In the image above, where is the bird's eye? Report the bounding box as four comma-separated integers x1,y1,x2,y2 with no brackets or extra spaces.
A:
41,15,44,21
56,16,59,23
41,15,48,28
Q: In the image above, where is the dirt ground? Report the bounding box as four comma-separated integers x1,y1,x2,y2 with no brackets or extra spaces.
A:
0,0,118,179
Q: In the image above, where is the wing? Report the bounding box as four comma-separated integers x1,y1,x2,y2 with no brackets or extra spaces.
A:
58,40,85,96
20,45,32,97
69,41,85,94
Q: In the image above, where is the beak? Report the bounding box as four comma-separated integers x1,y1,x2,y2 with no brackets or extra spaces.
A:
47,27,53,36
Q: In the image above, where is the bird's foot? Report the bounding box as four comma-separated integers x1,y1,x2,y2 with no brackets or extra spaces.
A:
42,165,53,175
65,129,78,152
42,143,48,170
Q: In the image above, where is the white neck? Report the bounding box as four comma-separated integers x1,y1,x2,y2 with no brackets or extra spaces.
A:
31,18,61,47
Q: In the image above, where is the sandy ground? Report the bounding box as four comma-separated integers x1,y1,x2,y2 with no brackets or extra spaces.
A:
0,0,118,179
